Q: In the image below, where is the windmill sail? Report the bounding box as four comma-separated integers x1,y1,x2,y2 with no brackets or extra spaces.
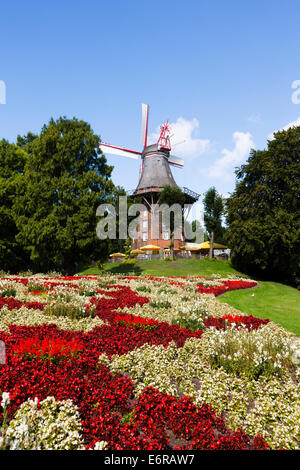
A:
168,154,184,168
99,143,141,160
140,103,149,149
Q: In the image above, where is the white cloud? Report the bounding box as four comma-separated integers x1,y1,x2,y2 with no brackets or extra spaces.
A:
207,131,255,179
268,116,300,140
150,117,210,158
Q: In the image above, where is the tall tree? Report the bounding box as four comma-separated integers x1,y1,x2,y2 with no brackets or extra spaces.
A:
13,117,119,273
226,126,300,285
203,187,224,258
185,220,208,243
0,140,28,271
158,185,185,260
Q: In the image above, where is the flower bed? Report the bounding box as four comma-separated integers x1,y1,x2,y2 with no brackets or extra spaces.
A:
0,274,299,450
197,280,258,296
203,314,269,331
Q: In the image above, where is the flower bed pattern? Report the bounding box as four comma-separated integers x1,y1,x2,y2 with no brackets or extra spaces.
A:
0,274,299,450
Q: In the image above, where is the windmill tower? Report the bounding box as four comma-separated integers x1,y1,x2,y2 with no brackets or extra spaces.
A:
100,104,200,251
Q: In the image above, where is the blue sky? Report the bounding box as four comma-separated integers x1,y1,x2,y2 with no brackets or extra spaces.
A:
1,0,300,213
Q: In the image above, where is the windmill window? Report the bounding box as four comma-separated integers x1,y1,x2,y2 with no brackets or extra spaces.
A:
143,220,148,229
142,233,148,241
163,231,169,240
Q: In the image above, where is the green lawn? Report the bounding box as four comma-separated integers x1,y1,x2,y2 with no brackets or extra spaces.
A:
219,281,300,336
80,258,243,278
79,259,300,336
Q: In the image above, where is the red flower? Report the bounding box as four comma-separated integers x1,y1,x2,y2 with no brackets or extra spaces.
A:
0,275,271,450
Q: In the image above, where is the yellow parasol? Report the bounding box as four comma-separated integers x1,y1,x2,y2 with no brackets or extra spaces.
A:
130,249,145,255
180,244,203,251
198,241,228,250
180,242,228,251
109,253,126,258
140,244,161,251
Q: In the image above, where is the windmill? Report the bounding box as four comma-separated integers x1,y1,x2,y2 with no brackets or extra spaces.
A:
99,104,200,250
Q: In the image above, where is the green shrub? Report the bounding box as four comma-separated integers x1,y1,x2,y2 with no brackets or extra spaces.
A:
27,282,47,292
158,288,176,295
98,279,115,289
150,301,172,309
121,259,136,265
172,318,204,331
0,270,9,276
45,271,62,277
79,290,97,297
120,411,136,425
136,285,151,293
96,260,105,271
51,292,73,303
18,270,33,277
0,287,17,297
44,303,88,320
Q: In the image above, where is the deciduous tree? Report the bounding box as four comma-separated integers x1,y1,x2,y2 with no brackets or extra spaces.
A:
203,187,224,258
226,126,300,285
158,185,185,260
13,117,120,273
0,140,28,271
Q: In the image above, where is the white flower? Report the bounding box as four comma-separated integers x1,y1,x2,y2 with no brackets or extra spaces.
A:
93,441,108,450
1,392,10,408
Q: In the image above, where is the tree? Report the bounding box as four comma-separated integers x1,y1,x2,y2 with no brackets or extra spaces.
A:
226,126,300,286
185,220,208,243
203,187,224,258
124,238,132,259
0,140,28,272
158,185,185,260
13,117,119,273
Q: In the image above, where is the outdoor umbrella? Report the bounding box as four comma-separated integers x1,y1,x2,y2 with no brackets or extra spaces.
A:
140,244,161,260
198,241,228,250
180,242,228,251
140,245,161,251
109,253,126,258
